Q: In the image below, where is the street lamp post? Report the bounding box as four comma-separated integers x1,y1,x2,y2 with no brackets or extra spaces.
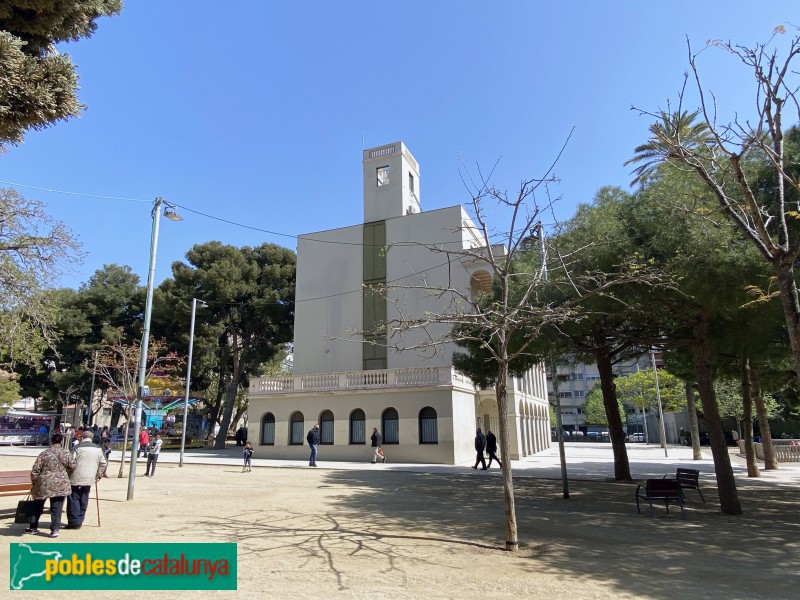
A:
537,222,569,499
87,350,98,426
127,197,181,501
180,297,207,467
651,348,668,458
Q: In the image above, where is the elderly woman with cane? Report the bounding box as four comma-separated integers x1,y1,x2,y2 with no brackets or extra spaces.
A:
27,433,76,538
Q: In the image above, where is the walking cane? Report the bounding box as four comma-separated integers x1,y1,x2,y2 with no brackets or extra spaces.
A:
95,480,101,527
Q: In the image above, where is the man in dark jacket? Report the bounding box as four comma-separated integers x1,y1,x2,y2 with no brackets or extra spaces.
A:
472,427,488,470
307,424,320,467
486,429,502,468
370,427,385,463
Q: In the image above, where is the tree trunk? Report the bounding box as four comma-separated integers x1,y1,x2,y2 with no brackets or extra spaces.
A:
684,382,702,460
118,413,131,478
594,343,631,480
231,404,247,435
495,360,518,552
691,314,742,515
740,355,760,478
215,381,238,449
774,259,800,389
751,369,777,470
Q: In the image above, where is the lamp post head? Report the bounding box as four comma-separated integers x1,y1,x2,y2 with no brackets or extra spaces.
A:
164,207,183,221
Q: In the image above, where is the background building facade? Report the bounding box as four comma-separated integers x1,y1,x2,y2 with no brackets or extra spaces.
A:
248,142,550,463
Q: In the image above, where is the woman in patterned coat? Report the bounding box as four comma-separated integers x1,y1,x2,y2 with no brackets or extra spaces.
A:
27,433,76,538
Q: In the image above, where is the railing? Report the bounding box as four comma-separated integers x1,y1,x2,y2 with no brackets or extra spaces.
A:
251,366,470,395
750,439,800,462
369,144,396,158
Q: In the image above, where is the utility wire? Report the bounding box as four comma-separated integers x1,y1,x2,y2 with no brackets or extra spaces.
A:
0,179,552,248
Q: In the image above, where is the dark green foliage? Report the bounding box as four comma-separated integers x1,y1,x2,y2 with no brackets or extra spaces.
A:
167,241,296,445
0,1,122,149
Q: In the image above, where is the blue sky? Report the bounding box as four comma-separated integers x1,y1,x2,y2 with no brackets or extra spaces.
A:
1,1,796,289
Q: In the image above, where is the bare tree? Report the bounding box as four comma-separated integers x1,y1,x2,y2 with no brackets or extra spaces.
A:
376,145,668,550
628,27,800,388
93,337,182,477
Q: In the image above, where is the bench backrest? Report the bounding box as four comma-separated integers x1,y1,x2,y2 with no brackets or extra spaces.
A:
646,478,681,498
676,468,700,486
0,470,32,497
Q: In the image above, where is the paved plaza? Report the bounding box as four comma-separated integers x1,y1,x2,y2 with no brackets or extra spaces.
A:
1,442,799,599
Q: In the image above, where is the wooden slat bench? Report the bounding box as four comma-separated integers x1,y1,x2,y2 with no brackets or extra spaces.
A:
636,478,685,519
674,468,705,503
0,471,32,498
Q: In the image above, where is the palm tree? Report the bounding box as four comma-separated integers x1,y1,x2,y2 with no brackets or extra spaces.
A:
625,109,712,184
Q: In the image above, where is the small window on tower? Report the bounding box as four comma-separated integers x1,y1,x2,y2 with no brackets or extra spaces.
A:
409,172,415,194
377,166,389,186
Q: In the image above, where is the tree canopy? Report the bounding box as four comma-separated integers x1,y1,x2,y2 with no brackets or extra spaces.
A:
0,1,121,150
0,188,81,369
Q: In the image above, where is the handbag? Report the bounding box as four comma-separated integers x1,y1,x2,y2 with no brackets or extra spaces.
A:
14,497,37,524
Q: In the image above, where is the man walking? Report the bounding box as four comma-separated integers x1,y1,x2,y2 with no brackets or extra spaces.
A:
307,424,320,467
144,433,163,477
370,427,385,463
66,430,107,530
472,427,488,470
486,429,502,469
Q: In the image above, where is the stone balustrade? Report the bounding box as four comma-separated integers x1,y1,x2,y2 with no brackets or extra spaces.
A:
251,366,470,395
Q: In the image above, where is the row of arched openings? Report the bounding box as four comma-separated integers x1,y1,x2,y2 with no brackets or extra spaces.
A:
260,407,438,445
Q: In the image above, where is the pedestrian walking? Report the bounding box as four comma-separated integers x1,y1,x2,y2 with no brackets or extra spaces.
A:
242,441,254,472
307,424,320,467
236,425,247,446
144,433,162,477
27,433,76,538
66,430,107,530
101,440,112,477
370,428,386,463
486,429,502,469
472,427,488,470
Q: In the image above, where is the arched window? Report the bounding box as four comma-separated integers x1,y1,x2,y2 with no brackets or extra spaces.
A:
419,407,438,444
260,413,275,445
349,408,366,444
319,410,334,445
382,407,399,444
289,411,304,445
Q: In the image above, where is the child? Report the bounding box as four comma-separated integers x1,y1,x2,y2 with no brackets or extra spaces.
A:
242,441,254,472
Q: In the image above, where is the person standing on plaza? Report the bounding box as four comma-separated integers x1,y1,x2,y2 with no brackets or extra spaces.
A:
138,427,150,458
236,425,247,446
242,441,254,472
370,428,385,463
472,427,488,470
485,429,502,469
101,440,112,477
66,430,107,530
307,424,320,467
37,423,48,445
71,428,82,453
144,433,163,477
27,433,76,538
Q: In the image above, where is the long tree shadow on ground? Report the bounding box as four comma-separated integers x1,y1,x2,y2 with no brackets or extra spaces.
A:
173,469,800,598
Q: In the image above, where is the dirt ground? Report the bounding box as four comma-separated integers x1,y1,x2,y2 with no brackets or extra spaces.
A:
1,453,799,599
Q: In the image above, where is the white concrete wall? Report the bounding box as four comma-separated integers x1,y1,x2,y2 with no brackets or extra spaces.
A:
293,225,363,375
247,386,479,464
384,205,474,370
363,142,421,222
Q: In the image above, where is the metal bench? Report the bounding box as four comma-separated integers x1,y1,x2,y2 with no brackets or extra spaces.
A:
0,471,32,498
636,478,685,519
675,468,705,503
